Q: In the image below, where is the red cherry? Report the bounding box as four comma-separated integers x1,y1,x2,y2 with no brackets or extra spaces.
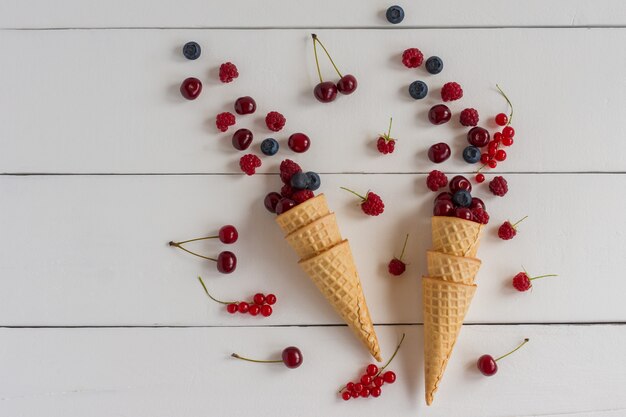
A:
361,388,371,398
502,136,514,146
314,81,338,103
502,126,515,137
371,386,382,397
265,294,277,305
360,375,372,385
226,303,238,314
428,104,452,125
469,197,486,211
449,175,472,193
477,354,498,376
373,376,384,387
428,142,451,163
264,192,282,213
218,225,238,244
488,160,497,168
480,154,490,164
180,77,202,100
467,127,490,147
495,113,508,126
288,133,311,153
455,207,473,220
382,371,396,384
260,305,273,317
216,251,237,273
234,96,257,115
433,199,455,217
366,364,379,376
435,191,453,202
275,198,296,215
232,128,253,151
495,149,507,161
237,301,249,313
248,304,260,316
475,173,485,183
337,74,358,95
281,346,303,368
341,391,351,401
253,293,265,305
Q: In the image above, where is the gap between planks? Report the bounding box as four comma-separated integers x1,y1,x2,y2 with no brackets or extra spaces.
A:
2,26,626,31
2,172,626,176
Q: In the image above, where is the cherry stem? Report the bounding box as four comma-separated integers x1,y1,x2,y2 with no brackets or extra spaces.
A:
231,353,282,364
495,338,529,362
340,187,366,201
398,234,409,261
197,277,236,305
512,216,528,228
312,34,343,78
171,235,218,245
496,84,514,125
311,34,324,83
168,242,216,262
529,274,558,281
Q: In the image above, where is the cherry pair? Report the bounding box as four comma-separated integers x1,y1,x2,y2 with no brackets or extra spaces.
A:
169,225,238,274
311,34,357,103
198,277,276,317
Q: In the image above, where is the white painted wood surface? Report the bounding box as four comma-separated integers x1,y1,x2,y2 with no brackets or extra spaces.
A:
2,1,626,416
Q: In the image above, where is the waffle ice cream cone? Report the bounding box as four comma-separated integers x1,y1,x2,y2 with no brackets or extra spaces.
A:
431,216,484,258
275,194,330,235
422,276,476,405
299,240,382,361
285,213,342,260
426,250,481,285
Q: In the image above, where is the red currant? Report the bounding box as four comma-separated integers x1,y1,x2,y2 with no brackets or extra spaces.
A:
488,148,496,157
352,391,360,398
488,160,497,169
382,371,396,384
475,173,485,183
265,294,277,305
371,386,382,397
361,388,371,398
253,293,265,305
495,113,508,126
260,305,273,317
218,225,238,244
495,149,507,161
354,383,364,392
502,126,515,137
360,375,372,385
366,364,379,376
480,154,490,164
373,376,384,387
502,136,514,146
346,382,355,392
248,304,260,316
237,302,249,313
226,303,238,314
341,391,351,401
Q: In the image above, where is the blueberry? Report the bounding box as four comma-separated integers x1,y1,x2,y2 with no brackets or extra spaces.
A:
408,81,428,100
463,146,481,164
386,5,405,24
425,56,444,75
290,172,310,190
452,190,472,208
182,41,201,60
260,138,279,156
305,172,321,191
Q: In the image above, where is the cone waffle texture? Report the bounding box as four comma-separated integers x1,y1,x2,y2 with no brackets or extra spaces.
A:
422,276,476,405
285,213,342,260
426,250,481,285
275,194,330,235
431,216,484,258
299,240,382,361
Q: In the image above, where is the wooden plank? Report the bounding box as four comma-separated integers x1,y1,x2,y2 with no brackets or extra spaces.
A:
1,173,624,325
0,1,625,29
1,325,624,416
0,28,625,174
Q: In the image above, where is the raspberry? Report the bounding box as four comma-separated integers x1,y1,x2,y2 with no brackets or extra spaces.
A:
279,159,302,184
239,154,261,175
459,108,479,127
512,272,531,292
361,192,385,216
441,82,463,102
388,259,406,275
426,170,448,192
219,62,239,83
215,112,236,132
377,137,395,154
281,183,294,198
498,221,516,240
401,48,424,68
265,111,286,132
489,176,508,197
472,208,490,224
292,189,314,204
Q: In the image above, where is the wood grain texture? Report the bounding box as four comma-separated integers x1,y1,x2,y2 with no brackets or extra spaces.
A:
0,28,625,174
1,325,625,417
2,173,624,326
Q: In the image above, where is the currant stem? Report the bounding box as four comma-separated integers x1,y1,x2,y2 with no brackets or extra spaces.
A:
231,353,282,364
529,274,558,281
197,277,236,305
512,216,528,228
495,338,529,362
311,34,324,83
340,187,366,201
398,234,409,261
172,235,218,245
496,84,514,125
312,34,343,78
169,242,217,262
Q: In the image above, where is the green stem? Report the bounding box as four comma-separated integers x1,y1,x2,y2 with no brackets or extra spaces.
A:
387,117,393,138
169,242,216,262
398,234,409,261
172,235,218,245
495,338,529,362
197,277,236,305
529,274,558,281
496,84,514,125
340,187,366,201
231,353,282,364
311,34,323,83
512,216,528,228
313,34,343,78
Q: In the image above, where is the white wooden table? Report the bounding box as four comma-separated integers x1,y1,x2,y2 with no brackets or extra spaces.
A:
1,1,626,416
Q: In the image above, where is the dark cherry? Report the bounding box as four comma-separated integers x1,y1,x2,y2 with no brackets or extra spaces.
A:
282,346,303,369
469,197,486,211
314,81,338,103
264,192,282,213
218,225,238,244
180,77,202,100
433,199,455,216
449,175,472,193
428,142,451,163
467,127,490,147
234,96,257,115
275,198,296,215
216,251,237,273
428,104,452,125
435,191,453,202
232,129,253,151
477,355,497,376
337,74,358,95
455,207,473,221
288,133,310,153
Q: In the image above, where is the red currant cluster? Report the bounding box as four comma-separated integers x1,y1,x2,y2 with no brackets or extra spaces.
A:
264,159,320,215
311,34,358,103
198,277,277,317
169,225,238,274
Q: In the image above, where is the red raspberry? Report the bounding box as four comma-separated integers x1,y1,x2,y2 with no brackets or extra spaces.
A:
219,62,239,83
512,272,531,292
401,48,424,68
281,184,294,198
472,208,490,224
292,189,314,204
215,112,236,132
441,82,463,102
279,159,302,184
239,154,261,175
459,108,479,127
489,176,508,197
498,221,516,240
426,170,448,192
377,137,395,154
265,111,286,132
361,192,384,216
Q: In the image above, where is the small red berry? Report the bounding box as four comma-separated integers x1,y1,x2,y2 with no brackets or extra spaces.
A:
354,383,364,393
281,346,303,368
489,176,509,197
502,136,514,146
234,96,257,115
475,173,485,183
373,376,384,387
218,225,238,244
346,382,355,392
449,175,472,193
219,62,239,83
512,271,557,292
472,207,490,224
264,192,282,213
401,48,424,68
371,387,382,397
459,108,479,127
366,364,379,376
253,293,265,305
237,301,249,313
239,154,262,175
498,222,516,240
488,160,497,169
382,371,396,384
361,388,371,398
226,303,238,314
441,82,463,102
292,189,315,204
352,390,360,398
215,112,236,132
433,199,455,216
281,184,294,198
341,391,351,401
279,159,302,184
216,251,237,274
388,258,406,276
341,187,384,216
494,132,503,142
495,149,507,161
376,117,396,155
288,133,310,153
360,375,372,385
248,304,260,316
180,77,202,100
260,304,273,317
480,154,490,164
502,126,515,138
426,170,448,192
265,294,277,305
495,113,508,126
265,111,286,132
